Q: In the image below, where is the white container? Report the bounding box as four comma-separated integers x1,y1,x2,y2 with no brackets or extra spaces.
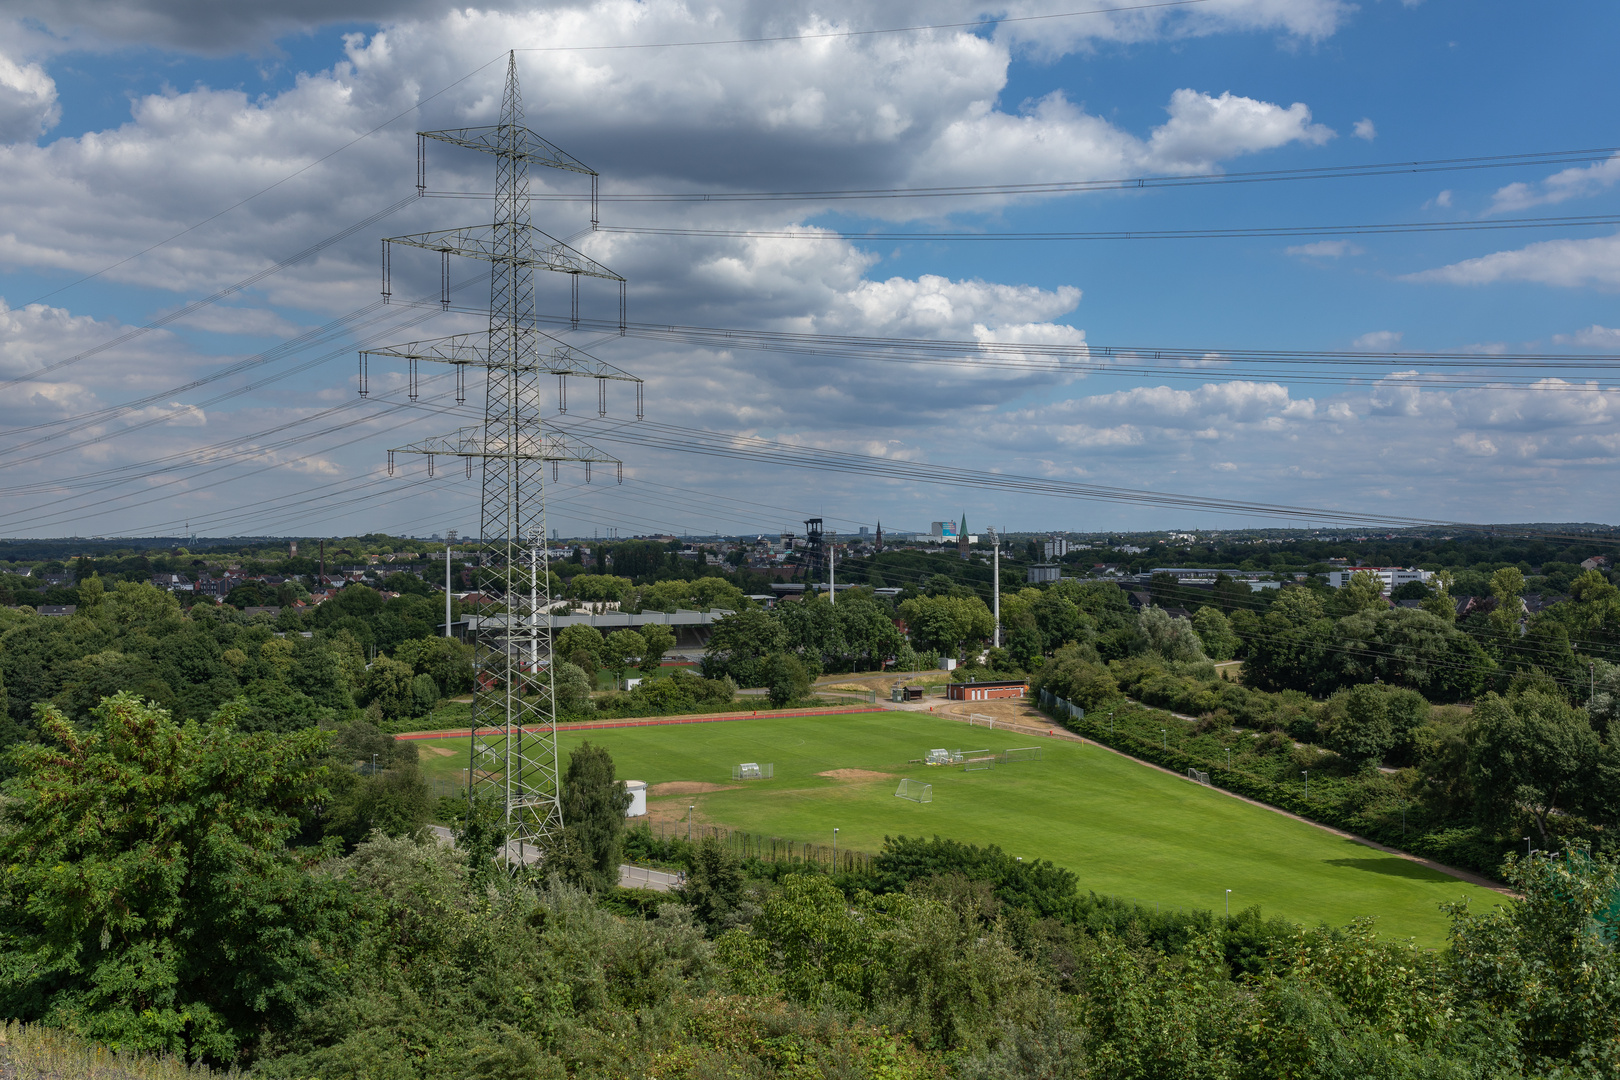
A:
624,779,647,817
938,658,957,671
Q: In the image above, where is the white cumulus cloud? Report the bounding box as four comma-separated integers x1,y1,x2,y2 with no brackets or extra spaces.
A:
0,51,60,142
1488,153,1620,214
1404,233,1620,291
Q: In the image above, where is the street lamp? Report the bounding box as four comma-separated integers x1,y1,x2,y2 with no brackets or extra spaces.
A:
1225,747,1231,770
1109,710,1114,735
1161,728,1167,749
688,805,695,842
1301,770,1308,799
371,753,377,775
1225,889,1232,917
833,827,839,864
1525,836,1532,858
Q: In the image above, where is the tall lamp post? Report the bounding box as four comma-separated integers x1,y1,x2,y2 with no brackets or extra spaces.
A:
1225,889,1232,917
1225,747,1231,770
1161,728,1167,749
1302,770,1308,799
833,827,839,866
688,805,694,842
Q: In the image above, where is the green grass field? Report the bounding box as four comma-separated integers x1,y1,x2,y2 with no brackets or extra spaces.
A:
409,710,1505,946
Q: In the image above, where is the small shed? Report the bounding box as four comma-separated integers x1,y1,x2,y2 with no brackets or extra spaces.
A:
946,680,1028,702
624,780,647,817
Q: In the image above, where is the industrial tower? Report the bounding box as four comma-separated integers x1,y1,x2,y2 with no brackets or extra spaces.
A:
362,53,641,862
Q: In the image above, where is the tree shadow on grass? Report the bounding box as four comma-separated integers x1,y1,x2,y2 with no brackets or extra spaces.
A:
1324,857,1452,883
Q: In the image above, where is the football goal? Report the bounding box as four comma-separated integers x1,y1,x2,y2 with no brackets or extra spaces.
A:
732,762,774,780
964,758,995,772
895,778,933,803
969,713,995,730
1000,746,1043,764
1187,768,1210,785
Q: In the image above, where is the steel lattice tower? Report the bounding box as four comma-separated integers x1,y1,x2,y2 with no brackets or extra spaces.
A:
361,52,641,862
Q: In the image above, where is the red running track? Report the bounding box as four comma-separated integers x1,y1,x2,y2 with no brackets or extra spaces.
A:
393,705,884,741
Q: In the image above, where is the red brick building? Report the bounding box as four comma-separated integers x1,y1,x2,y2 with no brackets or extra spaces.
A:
946,680,1028,702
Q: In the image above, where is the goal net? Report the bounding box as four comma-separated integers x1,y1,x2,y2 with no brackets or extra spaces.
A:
733,762,774,780
1187,768,1210,785
1000,746,1043,763
969,713,995,730
964,758,995,772
895,778,933,803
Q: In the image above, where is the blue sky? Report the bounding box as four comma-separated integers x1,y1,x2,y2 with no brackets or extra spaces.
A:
2,0,1618,540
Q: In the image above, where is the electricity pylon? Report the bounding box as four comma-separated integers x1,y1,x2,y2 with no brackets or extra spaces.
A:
362,52,641,862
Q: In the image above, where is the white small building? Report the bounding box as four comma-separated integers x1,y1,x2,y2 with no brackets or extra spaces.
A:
1027,563,1061,584
624,780,647,817
1326,567,1433,594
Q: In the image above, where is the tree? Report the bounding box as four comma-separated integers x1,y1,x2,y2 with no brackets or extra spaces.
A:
0,693,348,1062
1328,570,1387,616
559,742,631,890
637,623,676,677
1191,606,1239,661
1139,606,1207,663
1327,684,1395,767
1030,590,1089,653
601,629,645,689
391,635,473,696
702,609,787,687
764,651,811,707
548,660,595,716
677,835,746,930
360,654,422,721
1468,690,1601,848
898,594,994,657
1420,569,1457,623
569,574,633,603
555,622,605,680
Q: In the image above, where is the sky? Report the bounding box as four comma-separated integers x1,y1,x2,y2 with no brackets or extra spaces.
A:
2,0,1619,541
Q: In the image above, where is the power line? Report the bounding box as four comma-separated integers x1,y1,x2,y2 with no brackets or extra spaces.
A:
595,211,1620,243
1,192,425,390
426,147,1620,205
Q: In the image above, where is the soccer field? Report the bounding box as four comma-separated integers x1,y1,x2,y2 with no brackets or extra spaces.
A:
408,710,1504,945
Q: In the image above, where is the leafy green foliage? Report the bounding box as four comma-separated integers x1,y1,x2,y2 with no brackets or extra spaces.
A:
763,651,811,707
559,742,631,890
0,693,351,1062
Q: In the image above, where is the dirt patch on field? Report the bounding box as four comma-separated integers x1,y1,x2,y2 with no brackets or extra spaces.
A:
818,768,897,782
420,745,457,757
648,781,740,797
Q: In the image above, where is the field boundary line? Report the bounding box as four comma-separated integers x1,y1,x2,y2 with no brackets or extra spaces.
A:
392,704,886,741
1074,727,1515,898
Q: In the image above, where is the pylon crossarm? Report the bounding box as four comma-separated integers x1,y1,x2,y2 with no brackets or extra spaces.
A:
385,224,624,281
392,427,621,464
362,332,640,382
421,126,596,177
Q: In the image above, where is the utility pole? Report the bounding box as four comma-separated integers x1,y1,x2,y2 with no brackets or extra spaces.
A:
444,528,457,637
362,53,642,865
829,533,835,605
990,525,1000,648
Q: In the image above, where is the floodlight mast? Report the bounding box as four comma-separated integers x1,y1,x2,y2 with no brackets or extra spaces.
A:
362,53,642,865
